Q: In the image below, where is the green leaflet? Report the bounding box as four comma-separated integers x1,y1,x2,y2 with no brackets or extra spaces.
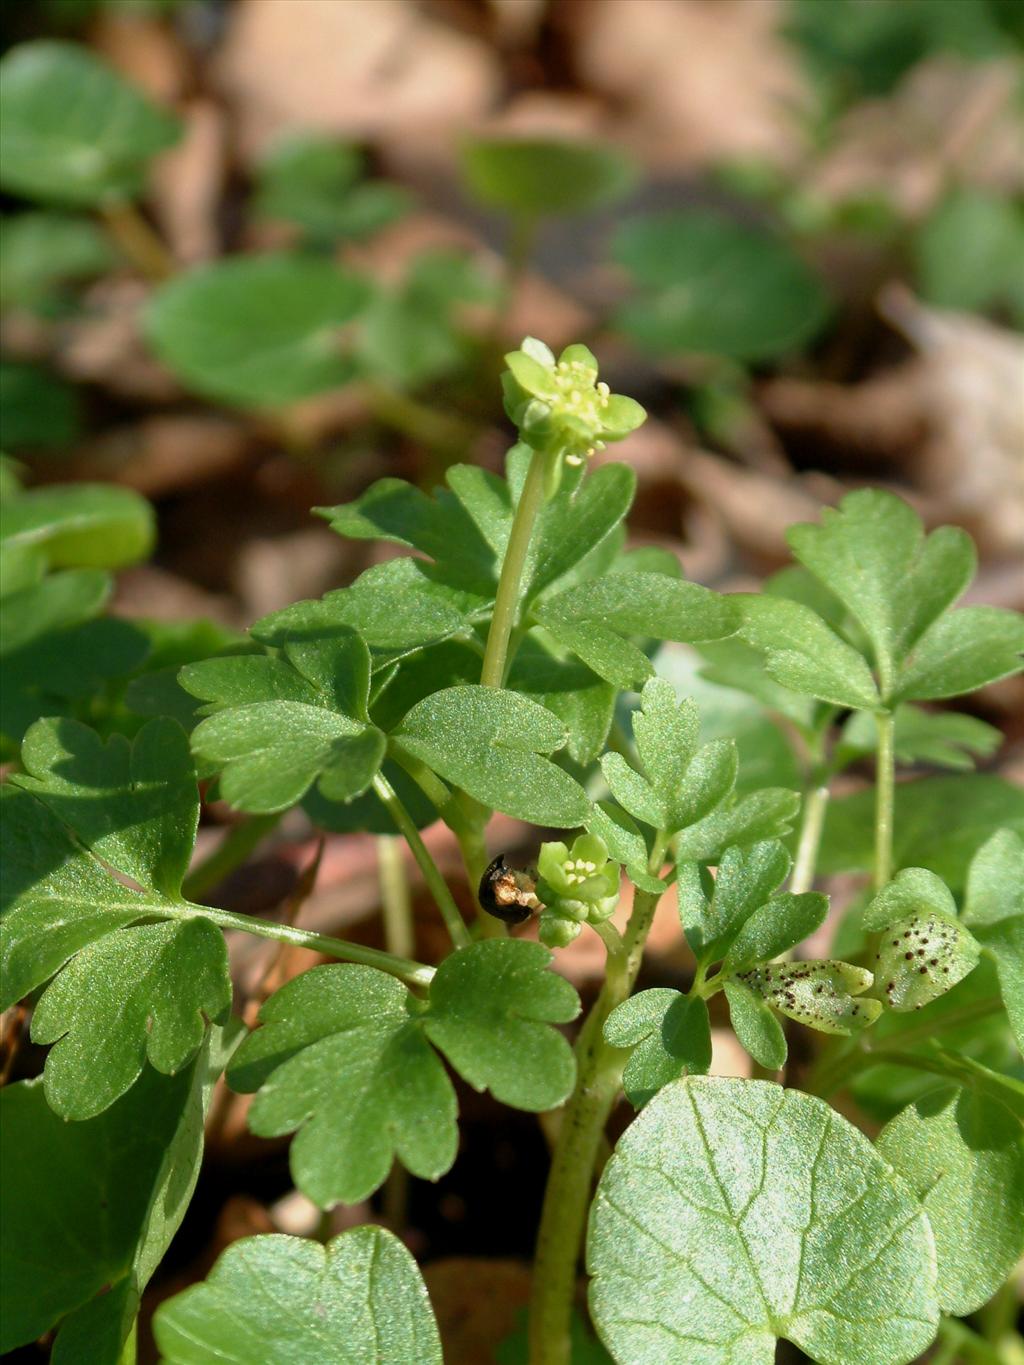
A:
228,943,578,1207
604,989,711,1107
394,684,590,827
154,1227,442,1365
724,980,788,1071
878,1085,1024,1316
536,573,738,689
837,704,1001,772
963,829,1024,1052
736,960,881,1035
818,774,1024,891
599,679,798,853
891,605,1024,702
1,1026,238,1361
1,719,231,1118
677,838,792,963
612,209,831,362
0,210,115,310
737,593,880,711
0,482,154,570
588,1077,939,1365
145,254,370,409
0,41,181,206
462,137,636,216
184,628,385,814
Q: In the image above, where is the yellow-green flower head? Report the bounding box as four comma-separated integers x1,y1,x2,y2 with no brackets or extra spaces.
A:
536,833,620,933
502,337,645,464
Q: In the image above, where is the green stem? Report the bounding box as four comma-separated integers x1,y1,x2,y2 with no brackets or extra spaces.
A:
102,200,175,281
116,1320,137,1365
528,835,668,1365
182,814,281,902
378,836,414,961
790,782,829,894
372,772,471,949
163,901,434,988
481,446,549,688
874,709,895,891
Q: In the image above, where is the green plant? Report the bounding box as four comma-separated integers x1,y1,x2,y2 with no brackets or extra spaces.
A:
2,334,1023,1365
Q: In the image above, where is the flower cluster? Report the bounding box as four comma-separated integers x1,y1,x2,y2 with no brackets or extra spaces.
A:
502,337,645,468
535,833,621,948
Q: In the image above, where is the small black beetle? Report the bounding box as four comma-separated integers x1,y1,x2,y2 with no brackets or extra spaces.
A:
478,855,540,925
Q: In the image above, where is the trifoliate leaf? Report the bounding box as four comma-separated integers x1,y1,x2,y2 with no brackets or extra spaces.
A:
723,980,787,1070
787,490,975,696
873,913,980,1012
462,137,636,216
536,573,738,689
612,210,831,362
154,1227,442,1365
878,1085,1024,1316
604,989,711,1107
393,684,590,826
588,1077,939,1365
424,940,579,1111
963,830,1024,1052
0,1029,237,1361
735,960,881,1035
737,592,879,711
0,41,181,206
227,965,456,1208
722,891,829,973
185,628,384,813
145,254,370,409
891,605,1024,702
1,719,230,1118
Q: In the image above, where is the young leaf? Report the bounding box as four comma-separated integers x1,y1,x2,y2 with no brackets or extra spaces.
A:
185,628,385,813
891,605,1024,702
0,41,180,206
423,940,579,1111
154,1227,442,1365
735,960,882,1035
787,489,975,694
678,839,792,962
227,965,457,1208
737,593,879,711
878,1085,1024,1316
722,891,829,973
536,572,738,689
604,989,711,1107
145,254,370,409
723,980,788,1071
1,1029,235,1360
461,137,635,216
526,462,637,600
873,913,980,1012
612,209,831,361
963,829,1024,1052
1,720,231,1118
393,684,590,826
588,1077,939,1365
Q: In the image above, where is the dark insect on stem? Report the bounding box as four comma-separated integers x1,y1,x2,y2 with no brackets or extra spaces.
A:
478,854,540,925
